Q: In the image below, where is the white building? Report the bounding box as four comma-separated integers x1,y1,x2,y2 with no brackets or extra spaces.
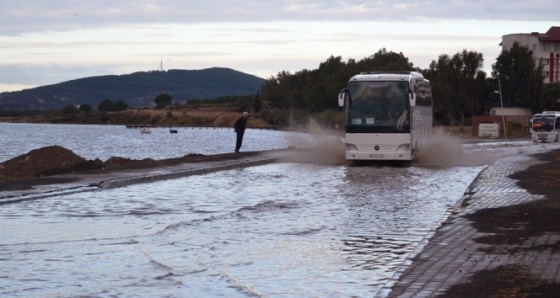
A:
501,26,560,84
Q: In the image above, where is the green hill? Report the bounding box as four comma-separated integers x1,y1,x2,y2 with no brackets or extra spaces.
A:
0,67,265,110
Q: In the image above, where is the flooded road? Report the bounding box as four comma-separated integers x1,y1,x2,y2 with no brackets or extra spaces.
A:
1,161,483,297
2,123,558,297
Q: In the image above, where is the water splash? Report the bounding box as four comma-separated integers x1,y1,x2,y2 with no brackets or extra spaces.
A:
271,123,518,167
270,119,346,165
415,127,499,167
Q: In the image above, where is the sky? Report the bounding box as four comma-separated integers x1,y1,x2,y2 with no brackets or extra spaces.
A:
0,1,558,93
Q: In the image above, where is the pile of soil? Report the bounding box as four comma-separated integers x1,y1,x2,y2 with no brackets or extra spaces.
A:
0,145,259,190
0,145,100,181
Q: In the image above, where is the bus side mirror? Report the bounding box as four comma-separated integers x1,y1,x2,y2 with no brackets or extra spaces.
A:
409,93,417,107
338,89,349,107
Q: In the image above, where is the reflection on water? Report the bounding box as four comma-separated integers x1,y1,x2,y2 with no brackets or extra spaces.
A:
0,162,483,297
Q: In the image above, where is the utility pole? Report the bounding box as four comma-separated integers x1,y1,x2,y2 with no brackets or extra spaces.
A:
497,77,507,138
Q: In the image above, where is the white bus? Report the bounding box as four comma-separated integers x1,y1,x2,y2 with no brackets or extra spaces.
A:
531,111,560,142
338,71,433,161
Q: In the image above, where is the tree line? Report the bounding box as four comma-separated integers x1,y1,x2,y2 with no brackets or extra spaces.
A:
259,45,560,126
3,43,559,128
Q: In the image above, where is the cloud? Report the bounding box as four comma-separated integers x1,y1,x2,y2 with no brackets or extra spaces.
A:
0,1,557,35
0,1,556,93
0,63,117,86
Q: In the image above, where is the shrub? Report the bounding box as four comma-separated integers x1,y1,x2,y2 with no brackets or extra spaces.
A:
150,115,161,124
507,121,526,138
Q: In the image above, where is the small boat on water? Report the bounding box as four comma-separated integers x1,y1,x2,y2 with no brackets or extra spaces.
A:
169,128,178,133
140,127,152,134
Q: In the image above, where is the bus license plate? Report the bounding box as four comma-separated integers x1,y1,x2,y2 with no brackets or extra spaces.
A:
370,154,384,159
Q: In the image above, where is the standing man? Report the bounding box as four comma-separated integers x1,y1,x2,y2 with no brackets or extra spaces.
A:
234,111,249,153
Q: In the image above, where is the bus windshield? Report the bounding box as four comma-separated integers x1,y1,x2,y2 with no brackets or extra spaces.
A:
532,116,555,132
346,81,410,133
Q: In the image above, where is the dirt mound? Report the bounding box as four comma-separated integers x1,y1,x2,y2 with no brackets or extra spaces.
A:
0,145,258,184
0,145,103,181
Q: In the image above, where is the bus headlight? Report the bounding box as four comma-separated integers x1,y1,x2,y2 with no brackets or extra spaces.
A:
396,144,410,151
346,143,358,151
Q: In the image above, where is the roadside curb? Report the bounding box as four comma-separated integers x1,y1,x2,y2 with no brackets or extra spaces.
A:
376,164,490,297
384,154,549,297
0,157,276,205
0,185,100,205
98,157,276,189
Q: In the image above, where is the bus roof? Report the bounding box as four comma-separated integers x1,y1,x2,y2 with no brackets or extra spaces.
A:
350,71,425,82
534,111,560,117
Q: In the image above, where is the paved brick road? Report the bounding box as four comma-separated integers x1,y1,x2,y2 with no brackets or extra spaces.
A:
383,154,560,297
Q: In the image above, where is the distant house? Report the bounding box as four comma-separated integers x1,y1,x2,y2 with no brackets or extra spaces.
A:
500,26,560,84
489,107,532,116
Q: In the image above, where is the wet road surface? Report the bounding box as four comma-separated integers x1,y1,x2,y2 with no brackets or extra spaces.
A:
1,160,483,297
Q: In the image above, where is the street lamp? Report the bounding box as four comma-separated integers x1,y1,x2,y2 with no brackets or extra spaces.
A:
494,77,507,138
